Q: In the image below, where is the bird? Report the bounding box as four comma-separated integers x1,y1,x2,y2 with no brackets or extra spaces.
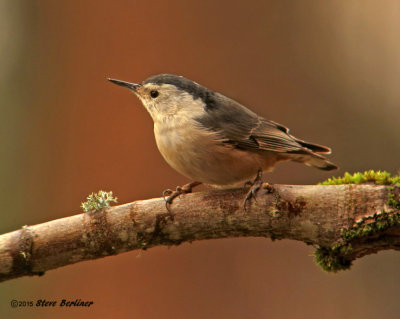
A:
108,74,337,209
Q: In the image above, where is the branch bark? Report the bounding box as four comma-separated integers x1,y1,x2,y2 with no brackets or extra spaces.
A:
1,184,399,282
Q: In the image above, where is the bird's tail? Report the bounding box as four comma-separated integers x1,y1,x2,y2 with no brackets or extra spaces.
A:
288,151,338,171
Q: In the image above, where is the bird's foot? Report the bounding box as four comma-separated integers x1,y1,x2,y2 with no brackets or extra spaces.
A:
163,181,202,213
243,170,273,210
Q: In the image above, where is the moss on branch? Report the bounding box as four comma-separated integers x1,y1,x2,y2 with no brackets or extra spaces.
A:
315,170,400,272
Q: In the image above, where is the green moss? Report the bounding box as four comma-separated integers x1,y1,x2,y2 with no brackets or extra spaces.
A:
315,207,400,272
317,170,400,272
81,190,118,213
347,212,400,241
387,187,400,209
320,170,400,186
314,246,352,272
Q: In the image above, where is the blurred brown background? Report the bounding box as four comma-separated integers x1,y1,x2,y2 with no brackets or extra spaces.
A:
1,0,400,318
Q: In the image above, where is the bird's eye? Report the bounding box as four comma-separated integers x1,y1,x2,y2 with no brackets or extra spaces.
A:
150,90,159,98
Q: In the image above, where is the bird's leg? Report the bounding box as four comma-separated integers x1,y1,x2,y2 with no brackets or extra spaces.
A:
243,169,273,209
163,181,202,213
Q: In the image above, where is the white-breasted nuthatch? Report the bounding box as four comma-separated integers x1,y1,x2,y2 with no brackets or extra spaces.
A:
108,74,337,207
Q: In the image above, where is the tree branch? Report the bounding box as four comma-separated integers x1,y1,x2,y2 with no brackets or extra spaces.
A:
1,184,399,282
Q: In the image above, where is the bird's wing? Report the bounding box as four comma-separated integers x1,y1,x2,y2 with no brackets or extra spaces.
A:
247,118,305,153
194,92,308,154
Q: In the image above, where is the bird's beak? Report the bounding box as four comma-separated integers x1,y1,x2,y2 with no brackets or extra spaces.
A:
107,78,142,91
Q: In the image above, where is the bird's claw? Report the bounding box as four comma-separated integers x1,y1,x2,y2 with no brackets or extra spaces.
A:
243,181,262,210
163,189,173,199
244,180,253,188
243,169,272,210
163,188,182,213
162,182,201,213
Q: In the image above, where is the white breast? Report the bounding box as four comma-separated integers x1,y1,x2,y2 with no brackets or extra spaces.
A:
153,116,278,186
154,117,215,179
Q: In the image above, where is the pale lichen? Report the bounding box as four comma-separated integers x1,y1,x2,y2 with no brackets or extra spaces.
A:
81,190,118,213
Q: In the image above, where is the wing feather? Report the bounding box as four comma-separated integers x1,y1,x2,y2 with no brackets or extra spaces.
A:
194,92,306,153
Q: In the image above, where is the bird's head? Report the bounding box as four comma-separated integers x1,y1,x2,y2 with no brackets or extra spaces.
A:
108,74,212,123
